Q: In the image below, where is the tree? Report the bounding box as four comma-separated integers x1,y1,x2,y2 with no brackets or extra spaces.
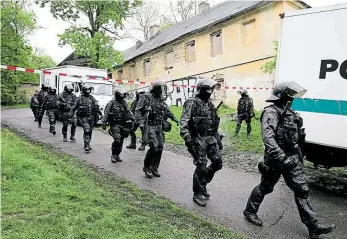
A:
128,1,161,40
261,41,278,74
36,0,141,69
1,0,37,105
161,0,209,25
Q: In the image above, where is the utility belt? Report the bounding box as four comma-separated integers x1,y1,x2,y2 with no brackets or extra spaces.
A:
147,120,162,127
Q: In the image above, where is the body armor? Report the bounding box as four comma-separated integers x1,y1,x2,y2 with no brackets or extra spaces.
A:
144,94,166,125
237,96,253,115
43,94,58,109
190,97,217,137
60,92,76,112
77,95,95,116
107,100,128,125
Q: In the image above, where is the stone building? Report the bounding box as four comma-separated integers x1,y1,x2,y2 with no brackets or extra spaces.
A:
113,1,309,109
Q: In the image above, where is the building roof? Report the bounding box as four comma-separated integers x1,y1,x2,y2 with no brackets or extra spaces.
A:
123,0,310,63
57,51,90,67
123,1,274,63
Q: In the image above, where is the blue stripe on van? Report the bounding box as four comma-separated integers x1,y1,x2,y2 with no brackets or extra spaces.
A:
292,98,347,116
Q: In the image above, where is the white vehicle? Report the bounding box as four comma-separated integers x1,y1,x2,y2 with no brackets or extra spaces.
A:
40,65,114,123
275,3,347,167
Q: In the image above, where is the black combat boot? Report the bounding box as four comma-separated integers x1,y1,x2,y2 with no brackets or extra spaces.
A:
111,155,117,163
126,143,136,149
247,133,251,139
202,186,210,199
243,210,263,226
152,169,161,177
193,194,206,207
308,224,336,239
70,135,76,142
116,155,122,162
143,166,153,178
138,144,145,151
38,122,41,128
84,142,90,152
63,135,67,142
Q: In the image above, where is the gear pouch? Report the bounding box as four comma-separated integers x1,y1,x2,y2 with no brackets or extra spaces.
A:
162,120,172,132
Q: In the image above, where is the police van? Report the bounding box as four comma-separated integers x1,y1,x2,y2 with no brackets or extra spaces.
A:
40,65,114,123
275,3,347,167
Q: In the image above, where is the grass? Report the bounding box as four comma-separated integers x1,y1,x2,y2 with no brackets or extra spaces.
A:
1,128,246,239
1,103,30,109
149,106,263,154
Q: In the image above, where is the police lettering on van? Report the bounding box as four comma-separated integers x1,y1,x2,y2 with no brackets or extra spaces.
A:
319,59,347,79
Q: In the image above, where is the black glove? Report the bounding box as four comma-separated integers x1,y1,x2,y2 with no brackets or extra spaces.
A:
173,118,179,126
102,124,107,130
283,155,299,170
185,139,193,149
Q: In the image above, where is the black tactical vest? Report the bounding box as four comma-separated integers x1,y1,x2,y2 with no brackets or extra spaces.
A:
109,100,127,121
78,95,95,116
191,97,216,136
44,94,58,109
238,96,252,114
61,92,76,111
145,94,166,123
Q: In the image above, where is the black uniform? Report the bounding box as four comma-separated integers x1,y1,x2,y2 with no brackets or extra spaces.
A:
102,94,134,162
40,89,58,134
70,84,102,152
58,88,77,141
127,92,146,150
235,93,254,137
30,92,39,121
180,78,223,207
243,81,336,239
37,86,48,127
135,81,177,178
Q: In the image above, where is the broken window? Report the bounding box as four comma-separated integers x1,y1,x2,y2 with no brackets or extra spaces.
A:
186,40,196,62
144,59,151,76
242,18,257,45
166,50,174,69
211,30,223,57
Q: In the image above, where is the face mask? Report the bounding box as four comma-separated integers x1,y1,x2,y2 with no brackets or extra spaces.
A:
152,86,163,98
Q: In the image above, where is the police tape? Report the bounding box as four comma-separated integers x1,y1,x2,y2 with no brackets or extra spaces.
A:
0,64,273,90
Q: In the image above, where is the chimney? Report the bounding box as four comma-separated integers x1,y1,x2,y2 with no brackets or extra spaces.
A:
198,1,210,14
149,25,160,38
136,40,142,49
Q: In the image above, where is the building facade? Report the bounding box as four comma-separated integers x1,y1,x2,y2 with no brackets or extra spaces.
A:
114,1,309,109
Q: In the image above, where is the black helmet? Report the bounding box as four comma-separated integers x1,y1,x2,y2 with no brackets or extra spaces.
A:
41,83,49,90
238,89,248,96
64,84,74,93
49,86,57,94
150,80,166,98
81,83,93,95
266,81,307,102
196,78,217,94
115,87,127,99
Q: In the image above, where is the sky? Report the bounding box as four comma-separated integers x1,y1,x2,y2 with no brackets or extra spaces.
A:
28,0,347,65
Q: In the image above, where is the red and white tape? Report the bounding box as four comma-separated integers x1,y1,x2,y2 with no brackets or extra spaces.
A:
0,64,273,90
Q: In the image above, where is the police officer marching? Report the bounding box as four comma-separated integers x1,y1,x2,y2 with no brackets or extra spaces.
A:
234,89,254,138
102,88,134,163
135,80,178,178
126,89,146,151
58,84,77,142
243,81,336,238
70,83,103,153
37,83,49,128
39,86,59,135
180,78,223,207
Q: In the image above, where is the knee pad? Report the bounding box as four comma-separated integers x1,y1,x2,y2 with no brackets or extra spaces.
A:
295,184,310,199
84,128,90,134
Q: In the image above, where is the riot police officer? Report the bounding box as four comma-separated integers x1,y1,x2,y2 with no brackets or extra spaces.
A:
126,89,146,150
37,83,49,128
70,83,102,153
135,80,178,178
30,90,39,121
234,89,254,138
40,86,58,135
243,81,336,238
58,84,77,142
102,88,134,163
180,78,223,207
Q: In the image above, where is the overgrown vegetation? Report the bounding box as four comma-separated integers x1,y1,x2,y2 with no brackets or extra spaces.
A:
1,128,246,239
1,0,55,105
261,41,278,74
